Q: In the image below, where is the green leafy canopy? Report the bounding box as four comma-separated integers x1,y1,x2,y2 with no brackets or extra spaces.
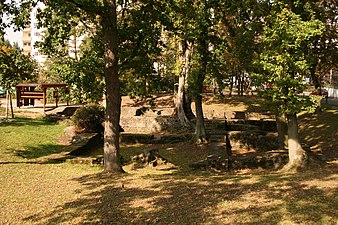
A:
256,7,325,115
0,40,37,91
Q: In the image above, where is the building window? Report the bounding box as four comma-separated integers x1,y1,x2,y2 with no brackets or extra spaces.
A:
34,52,39,56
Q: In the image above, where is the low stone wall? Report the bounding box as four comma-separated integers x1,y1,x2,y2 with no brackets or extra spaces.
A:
203,110,273,120
121,114,181,133
229,131,279,151
120,106,274,133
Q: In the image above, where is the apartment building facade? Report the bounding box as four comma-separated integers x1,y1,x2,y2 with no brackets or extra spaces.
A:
21,2,46,64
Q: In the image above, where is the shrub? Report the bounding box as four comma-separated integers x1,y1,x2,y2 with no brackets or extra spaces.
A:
43,114,59,123
71,104,105,133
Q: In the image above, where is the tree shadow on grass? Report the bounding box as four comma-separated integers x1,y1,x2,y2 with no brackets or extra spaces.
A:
13,144,66,159
0,117,57,127
299,108,338,163
23,167,338,224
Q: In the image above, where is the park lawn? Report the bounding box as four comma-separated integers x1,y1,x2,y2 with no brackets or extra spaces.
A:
0,116,68,162
0,162,337,224
0,100,337,224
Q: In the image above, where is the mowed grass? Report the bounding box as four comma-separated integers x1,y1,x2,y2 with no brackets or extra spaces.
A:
0,116,67,162
0,101,338,224
0,163,337,224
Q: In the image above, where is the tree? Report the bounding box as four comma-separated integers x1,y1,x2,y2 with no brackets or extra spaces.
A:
190,0,210,143
278,0,338,92
256,6,324,170
175,39,194,127
213,0,268,96
0,39,37,118
31,0,123,173
0,40,37,89
117,0,170,98
31,0,175,172
306,0,337,92
166,0,224,142
165,1,197,128
40,37,105,104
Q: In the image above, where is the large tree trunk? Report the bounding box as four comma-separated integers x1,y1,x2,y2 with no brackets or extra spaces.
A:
175,41,193,127
183,93,195,120
284,113,307,171
194,36,207,144
310,66,320,89
101,1,124,173
195,94,207,143
276,113,288,149
183,41,195,120
176,75,191,127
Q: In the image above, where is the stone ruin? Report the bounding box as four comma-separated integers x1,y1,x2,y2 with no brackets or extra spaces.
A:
63,105,295,171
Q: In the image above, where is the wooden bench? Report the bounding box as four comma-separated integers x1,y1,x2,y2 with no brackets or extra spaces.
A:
16,83,68,111
19,91,44,99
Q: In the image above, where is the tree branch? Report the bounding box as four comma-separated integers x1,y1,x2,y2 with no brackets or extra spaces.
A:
52,0,102,16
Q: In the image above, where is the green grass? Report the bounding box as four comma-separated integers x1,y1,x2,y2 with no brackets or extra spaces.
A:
0,116,67,162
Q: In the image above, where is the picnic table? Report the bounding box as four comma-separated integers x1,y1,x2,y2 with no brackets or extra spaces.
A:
16,83,68,111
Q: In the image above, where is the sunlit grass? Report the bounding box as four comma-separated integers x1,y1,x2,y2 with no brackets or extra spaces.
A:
0,116,67,162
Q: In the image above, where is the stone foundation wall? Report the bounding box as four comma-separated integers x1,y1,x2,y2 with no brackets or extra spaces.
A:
121,116,181,133
120,106,274,133
203,110,273,120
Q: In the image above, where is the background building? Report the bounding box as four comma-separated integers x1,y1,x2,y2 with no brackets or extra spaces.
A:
21,2,46,64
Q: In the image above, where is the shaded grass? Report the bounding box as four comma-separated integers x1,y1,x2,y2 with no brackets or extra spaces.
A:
0,163,337,225
87,142,232,173
299,105,338,162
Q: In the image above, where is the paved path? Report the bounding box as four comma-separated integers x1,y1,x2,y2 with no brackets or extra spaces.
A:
0,97,77,116
322,97,338,106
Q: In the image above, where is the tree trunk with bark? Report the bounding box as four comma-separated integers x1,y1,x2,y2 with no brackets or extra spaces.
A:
195,94,207,143
276,113,288,149
194,37,208,144
176,75,192,127
183,93,195,120
237,74,241,96
175,41,194,127
284,113,307,170
183,41,195,120
101,1,124,173
229,75,233,97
